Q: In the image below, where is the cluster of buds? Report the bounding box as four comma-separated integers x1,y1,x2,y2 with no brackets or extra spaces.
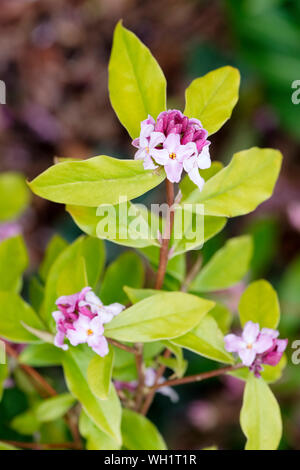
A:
52,287,124,356
225,321,288,377
132,110,211,190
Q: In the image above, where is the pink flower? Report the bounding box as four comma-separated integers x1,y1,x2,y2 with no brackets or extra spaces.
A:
132,110,211,190
225,321,288,377
225,321,273,366
52,287,124,356
152,134,196,183
66,315,109,357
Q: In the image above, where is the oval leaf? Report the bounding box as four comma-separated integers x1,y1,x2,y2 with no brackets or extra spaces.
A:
184,147,282,218
87,346,114,400
35,393,76,423
171,315,234,364
239,279,280,329
184,66,240,135
109,22,167,139
29,155,165,207
190,236,253,292
122,409,167,450
105,292,215,342
240,375,282,450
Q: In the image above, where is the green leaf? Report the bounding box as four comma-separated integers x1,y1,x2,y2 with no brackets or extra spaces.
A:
29,155,165,207
10,410,40,435
184,147,282,217
105,292,215,342
29,277,44,313
124,286,159,304
43,236,104,327
171,315,234,364
67,202,161,249
209,302,232,334
112,347,137,382
35,393,76,423
239,280,280,329
0,236,28,292
19,343,63,367
87,346,114,400
240,375,282,450
122,409,167,450
62,346,122,443
39,235,68,282
108,21,167,139
171,205,227,256
180,161,224,200
79,410,120,450
100,252,144,305
0,363,8,401
0,292,45,343
0,172,29,221
190,236,253,292
184,66,240,135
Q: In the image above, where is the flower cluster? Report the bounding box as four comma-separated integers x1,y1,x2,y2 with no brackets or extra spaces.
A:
52,287,125,356
114,368,179,403
224,321,288,377
132,110,211,190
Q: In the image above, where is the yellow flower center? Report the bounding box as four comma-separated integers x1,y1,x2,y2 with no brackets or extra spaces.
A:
169,152,176,160
87,329,94,336
146,147,150,153
246,343,253,349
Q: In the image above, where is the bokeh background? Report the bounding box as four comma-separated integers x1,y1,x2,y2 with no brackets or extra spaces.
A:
0,0,300,449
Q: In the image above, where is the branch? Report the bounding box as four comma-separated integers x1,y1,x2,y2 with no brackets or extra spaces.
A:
107,338,137,354
134,343,145,411
148,364,244,390
155,179,175,290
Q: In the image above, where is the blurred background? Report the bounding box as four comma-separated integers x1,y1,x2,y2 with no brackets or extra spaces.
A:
0,0,300,450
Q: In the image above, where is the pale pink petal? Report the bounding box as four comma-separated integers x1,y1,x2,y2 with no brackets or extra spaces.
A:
253,334,274,354
165,160,183,183
88,335,109,357
260,328,279,339
151,148,169,165
242,321,260,344
54,331,68,350
239,347,256,366
163,133,181,153
149,131,165,149
89,316,105,335
188,167,205,191
176,142,197,162
143,154,158,170
224,334,245,353
197,145,211,169
66,327,87,346
183,155,196,173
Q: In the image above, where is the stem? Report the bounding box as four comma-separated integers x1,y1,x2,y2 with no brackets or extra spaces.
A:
155,179,175,290
141,180,175,414
108,338,137,354
5,343,82,449
134,343,144,411
181,254,202,292
149,364,244,390
140,349,172,415
5,343,57,397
